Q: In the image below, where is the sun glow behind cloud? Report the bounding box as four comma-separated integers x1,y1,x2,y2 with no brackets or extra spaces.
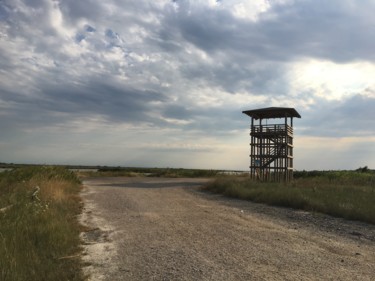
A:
289,59,375,102
0,0,374,170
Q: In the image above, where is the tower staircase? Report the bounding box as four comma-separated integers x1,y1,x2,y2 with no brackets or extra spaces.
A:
261,140,284,168
251,136,285,168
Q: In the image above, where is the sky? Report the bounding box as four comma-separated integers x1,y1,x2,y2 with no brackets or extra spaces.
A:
0,0,374,171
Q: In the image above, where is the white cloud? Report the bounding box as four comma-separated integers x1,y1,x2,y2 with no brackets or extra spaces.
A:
227,0,270,21
0,0,374,170
288,59,375,102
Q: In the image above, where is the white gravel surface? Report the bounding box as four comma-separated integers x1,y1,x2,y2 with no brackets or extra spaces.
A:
79,177,375,281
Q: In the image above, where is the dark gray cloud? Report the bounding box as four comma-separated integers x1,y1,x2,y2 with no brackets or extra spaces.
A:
163,105,192,120
297,93,375,137
164,0,375,62
0,0,374,169
1,78,170,130
262,0,375,62
148,0,375,98
58,0,108,23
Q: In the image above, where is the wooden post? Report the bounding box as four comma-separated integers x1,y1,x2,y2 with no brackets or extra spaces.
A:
250,117,254,179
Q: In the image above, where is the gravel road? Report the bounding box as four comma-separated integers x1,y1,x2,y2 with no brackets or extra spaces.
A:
80,177,375,281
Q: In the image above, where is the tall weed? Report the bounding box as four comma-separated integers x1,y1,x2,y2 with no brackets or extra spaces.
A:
0,166,83,281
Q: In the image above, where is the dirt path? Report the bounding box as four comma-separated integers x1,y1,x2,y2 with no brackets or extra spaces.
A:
79,177,375,281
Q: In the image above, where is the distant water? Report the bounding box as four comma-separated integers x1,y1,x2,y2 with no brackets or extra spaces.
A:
69,169,98,172
219,171,248,175
0,168,12,173
0,168,99,173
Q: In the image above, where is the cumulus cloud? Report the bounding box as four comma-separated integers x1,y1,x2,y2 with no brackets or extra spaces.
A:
298,92,375,137
0,0,374,169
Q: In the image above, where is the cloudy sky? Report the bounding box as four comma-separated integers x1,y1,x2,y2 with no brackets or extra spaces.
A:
0,0,374,170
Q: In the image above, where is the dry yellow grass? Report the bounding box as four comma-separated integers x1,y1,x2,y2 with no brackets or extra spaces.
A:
0,166,84,281
40,180,70,202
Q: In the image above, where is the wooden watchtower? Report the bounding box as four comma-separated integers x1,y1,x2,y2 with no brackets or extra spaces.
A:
242,107,301,182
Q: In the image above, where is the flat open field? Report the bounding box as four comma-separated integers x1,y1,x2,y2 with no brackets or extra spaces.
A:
80,177,375,281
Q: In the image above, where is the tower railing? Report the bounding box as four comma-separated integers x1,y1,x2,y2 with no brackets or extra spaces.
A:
250,124,293,136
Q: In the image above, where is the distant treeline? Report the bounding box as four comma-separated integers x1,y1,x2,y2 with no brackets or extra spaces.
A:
1,163,373,177
294,166,374,178
0,163,103,170
96,166,224,178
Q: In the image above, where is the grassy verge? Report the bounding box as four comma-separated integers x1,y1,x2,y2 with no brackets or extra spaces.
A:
0,166,84,281
203,171,375,224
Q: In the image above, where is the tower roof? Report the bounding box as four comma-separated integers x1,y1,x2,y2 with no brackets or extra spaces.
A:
242,107,301,120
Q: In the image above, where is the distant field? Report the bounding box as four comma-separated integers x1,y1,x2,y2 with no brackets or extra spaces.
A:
203,170,375,224
0,163,244,178
77,166,232,178
0,166,84,281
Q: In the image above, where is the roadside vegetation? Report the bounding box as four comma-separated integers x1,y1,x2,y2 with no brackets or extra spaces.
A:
203,169,375,224
0,166,84,281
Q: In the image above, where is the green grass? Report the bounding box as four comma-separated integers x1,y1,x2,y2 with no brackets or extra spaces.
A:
0,166,84,281
203,171,375,224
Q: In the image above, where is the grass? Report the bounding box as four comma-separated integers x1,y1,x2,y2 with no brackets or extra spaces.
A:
203,170,375,224
0,166,84,281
